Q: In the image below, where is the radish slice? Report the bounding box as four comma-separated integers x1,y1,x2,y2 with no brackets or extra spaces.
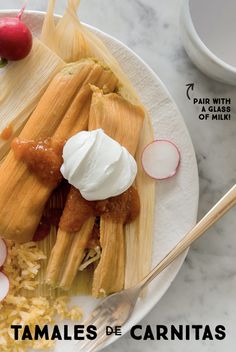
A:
142,140,180,180
0,272,9,301
0,238,7,267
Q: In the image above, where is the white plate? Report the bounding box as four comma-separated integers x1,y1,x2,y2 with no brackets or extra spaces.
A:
0,10,199,351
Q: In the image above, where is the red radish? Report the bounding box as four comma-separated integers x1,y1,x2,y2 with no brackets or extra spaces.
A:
0,238,7,268
0,1,32,62
0,272,9,302
142,140,180,180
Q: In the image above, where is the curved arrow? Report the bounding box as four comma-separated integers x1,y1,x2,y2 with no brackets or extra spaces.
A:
186,83,194,100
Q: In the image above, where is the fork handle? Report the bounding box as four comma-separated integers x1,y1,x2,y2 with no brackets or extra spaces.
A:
138,184,236,290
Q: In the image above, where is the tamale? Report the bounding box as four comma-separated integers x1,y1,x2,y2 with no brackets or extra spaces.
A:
46,88,144,292
41,0,155,295
0,60,117,243
125,116,155,289
88,87,145,155
59,218,96,290
58,89,143,296
92,220,125,297
88,89,144,297
46,74,118,289
46,187,96,287
0,38,64,160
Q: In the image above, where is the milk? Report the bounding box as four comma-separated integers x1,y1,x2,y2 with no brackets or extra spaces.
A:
190,0,236,67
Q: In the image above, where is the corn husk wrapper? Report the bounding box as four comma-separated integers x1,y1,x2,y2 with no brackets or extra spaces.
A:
41,0,91,62
0,38,64,160
40,0,155,291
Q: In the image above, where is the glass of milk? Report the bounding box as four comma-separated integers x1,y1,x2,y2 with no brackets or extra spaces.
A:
180,0,236,85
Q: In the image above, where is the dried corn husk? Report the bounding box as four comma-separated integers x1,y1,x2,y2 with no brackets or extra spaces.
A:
41,0,91,62
42,0,142,104
41,0,156,291
0,38,64,160
92,220,125,297
59,218,96,290
88,90,144,297
89,87,145,155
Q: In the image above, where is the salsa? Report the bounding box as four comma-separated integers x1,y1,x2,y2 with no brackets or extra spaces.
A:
60,186,140,233
59,187,95,232
12,137,64,188
0,124,13,140
95,187,140,223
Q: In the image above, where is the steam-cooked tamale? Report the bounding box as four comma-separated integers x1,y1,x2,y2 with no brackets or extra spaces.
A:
46,87,144,293
88,87,145,155
0,60,117,243
89,88,145,297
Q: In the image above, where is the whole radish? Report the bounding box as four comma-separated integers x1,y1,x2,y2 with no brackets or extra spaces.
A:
0,1,32,63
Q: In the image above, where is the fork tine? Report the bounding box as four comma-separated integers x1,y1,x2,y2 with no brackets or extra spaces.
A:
83,313,102,327
82,331,107,352
83,307,109,327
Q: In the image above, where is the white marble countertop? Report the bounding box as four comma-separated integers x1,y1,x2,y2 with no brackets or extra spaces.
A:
1,0,236,351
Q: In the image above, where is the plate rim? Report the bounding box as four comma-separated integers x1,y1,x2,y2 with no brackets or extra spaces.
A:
0,9,199,350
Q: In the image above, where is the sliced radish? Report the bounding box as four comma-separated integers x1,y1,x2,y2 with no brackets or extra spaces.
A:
0,272,9,301
142,140,180,180
0,238,7,267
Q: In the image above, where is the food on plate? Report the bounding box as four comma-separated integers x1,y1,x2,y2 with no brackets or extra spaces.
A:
89,88,144,296
41,0,156,293
0,38,64,160
0,4,32,61
0,241,82,350
0,0,159,350
142,140,181,180
0,124,13,140
46,86,144,295
0,59,117,243
60,129,137,201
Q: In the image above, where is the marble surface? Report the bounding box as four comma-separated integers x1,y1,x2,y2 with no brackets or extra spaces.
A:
1,0,236,351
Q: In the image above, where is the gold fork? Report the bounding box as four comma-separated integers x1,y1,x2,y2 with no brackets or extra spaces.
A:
74,184,236,352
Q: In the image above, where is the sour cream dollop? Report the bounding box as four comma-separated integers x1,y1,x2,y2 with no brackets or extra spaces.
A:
60,129,137,201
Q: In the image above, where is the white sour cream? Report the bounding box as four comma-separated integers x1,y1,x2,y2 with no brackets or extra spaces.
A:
60,129,137,201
